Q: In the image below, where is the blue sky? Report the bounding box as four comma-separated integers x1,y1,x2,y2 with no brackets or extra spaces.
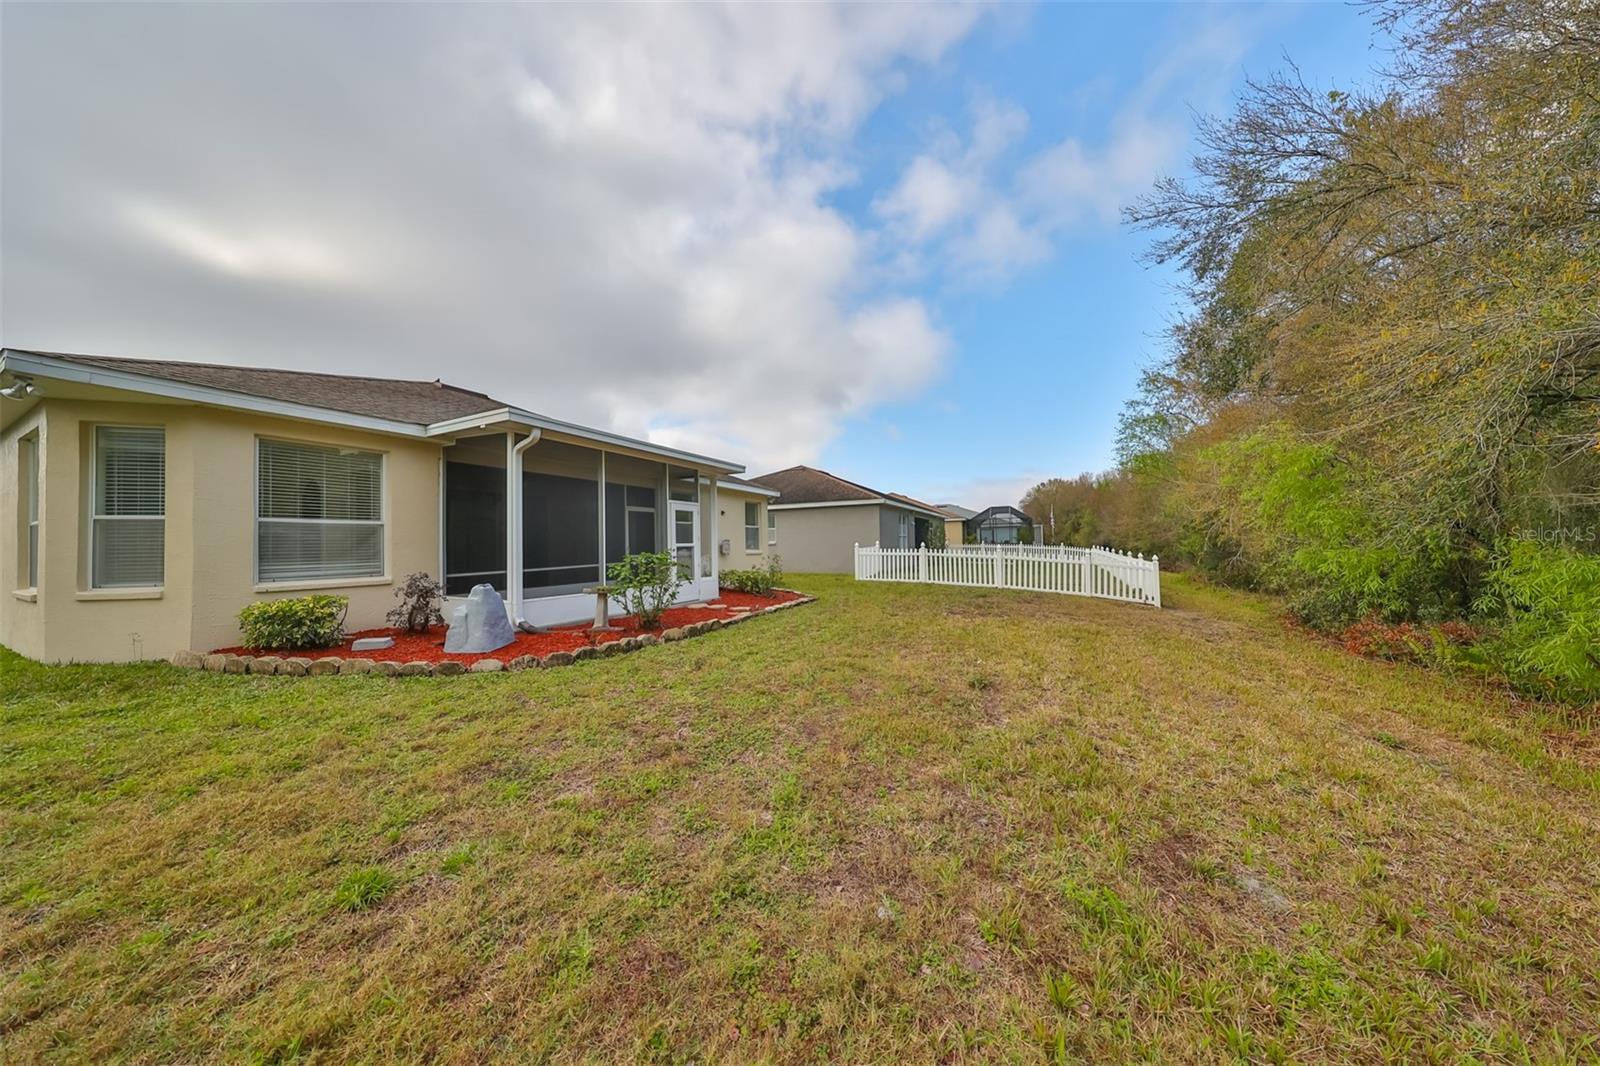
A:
5,3,1384,507
820,3,1383,506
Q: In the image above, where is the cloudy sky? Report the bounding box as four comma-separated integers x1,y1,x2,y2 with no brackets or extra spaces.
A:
1,2,1377,505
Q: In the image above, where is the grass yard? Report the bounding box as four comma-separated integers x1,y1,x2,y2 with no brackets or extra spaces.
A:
2,574,1598,1063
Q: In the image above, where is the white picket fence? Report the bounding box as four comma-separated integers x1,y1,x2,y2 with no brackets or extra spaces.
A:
854,542,1160,607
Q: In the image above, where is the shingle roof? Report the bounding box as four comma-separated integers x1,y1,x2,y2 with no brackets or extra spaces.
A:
750,466,952,517
749,465,882,504
24,350,508,426
886,492,959,517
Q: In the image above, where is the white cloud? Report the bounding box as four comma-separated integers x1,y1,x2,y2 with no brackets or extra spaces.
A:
2,3,985,472
915,472,1047,512
879,14,1255,283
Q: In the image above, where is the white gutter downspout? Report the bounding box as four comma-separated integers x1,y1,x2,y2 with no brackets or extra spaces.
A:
507,428,541,629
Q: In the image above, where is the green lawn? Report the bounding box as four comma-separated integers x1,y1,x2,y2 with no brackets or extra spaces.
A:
3,574,1597,1063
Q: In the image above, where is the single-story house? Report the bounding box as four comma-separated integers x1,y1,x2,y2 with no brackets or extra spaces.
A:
0,348,777,663
936,503,976,547
952,504,1039,545
747,466,952,573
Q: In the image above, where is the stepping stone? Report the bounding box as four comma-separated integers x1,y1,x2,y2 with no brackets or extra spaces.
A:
352,636,395,652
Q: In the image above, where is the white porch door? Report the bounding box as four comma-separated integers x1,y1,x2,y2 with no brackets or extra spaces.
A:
669,501,698,588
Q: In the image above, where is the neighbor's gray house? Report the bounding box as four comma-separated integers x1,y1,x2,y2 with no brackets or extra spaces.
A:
749,466,953,573
0,348,777,663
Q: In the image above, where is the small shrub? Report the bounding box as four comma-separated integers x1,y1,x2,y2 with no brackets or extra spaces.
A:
237,595,348,651
387,572,445,633
722,555,784,597
333,866,395,911
607,551,682,629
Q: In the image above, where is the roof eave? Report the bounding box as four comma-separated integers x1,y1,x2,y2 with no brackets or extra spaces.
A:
1,348,431,439
426,405,744,474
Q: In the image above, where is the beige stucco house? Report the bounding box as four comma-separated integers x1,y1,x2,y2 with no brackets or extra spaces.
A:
1,348,775,663
748,466,953,573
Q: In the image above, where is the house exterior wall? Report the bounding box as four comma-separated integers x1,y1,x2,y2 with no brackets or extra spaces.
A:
1,405,47,661
715,486,774,573
944,517,965,545
1,397,442,663
767,503,880,573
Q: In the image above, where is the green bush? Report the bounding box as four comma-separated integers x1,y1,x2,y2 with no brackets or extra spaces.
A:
606,551,682,629
722,555,784,597
237,594,349,651
1476,540,1600,702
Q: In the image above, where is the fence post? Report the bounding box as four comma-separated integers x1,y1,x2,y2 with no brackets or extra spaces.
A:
919,543,927,583
993,545,1003,588
1152,554,1161,607
854,542,860,580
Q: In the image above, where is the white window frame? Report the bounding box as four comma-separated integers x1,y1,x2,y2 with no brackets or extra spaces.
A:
254,436,386,585
21,433,40,589
90,425,166,590
767,508,777,547
744,501,761,552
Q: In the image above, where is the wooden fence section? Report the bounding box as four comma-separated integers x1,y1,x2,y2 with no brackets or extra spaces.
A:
853,542,1160,607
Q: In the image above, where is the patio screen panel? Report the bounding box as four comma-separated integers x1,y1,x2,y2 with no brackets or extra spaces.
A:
257,439,383,583
92,426,165,588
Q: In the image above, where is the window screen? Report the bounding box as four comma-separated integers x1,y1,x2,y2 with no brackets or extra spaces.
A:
257,439,383,583
744,501,760,551
93,426,165,588
22,435,39,588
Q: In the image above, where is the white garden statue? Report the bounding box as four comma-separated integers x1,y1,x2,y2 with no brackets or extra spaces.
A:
443,583,516,654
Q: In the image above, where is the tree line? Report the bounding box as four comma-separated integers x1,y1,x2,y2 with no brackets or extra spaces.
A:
1022,0,1600,701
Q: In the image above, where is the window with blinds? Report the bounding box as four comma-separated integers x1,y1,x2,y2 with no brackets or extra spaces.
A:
22,435,40,588
92,426,165,588
256,439,383,583
744,501,760,551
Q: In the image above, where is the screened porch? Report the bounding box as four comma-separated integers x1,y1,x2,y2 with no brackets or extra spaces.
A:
441,431,724,627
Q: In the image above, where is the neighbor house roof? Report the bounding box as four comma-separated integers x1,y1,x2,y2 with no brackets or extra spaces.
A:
750,466,950,519
938,503,978,520
0,348,743,473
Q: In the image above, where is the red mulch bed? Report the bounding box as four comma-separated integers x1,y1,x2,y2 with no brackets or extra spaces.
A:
215,588,806,665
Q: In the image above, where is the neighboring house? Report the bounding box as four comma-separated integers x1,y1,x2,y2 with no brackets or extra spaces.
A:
748,466,951,573
936,503,976,548
956,505,1040,544
0,348,760,663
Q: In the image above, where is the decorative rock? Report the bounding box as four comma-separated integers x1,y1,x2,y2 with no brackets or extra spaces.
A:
544,650,574,667
508,654,540,671
596,640,623,656
340,658,375,675
434,661,466,676
222,655,252,675
443,583,516,654
308,657,342,676
617,637,640,652
574,645,600,661
372,660,402,677
470,659,504,673
661,627,686,642
351,636,395,652
171,649,204,669
203,653,228,672
250,655,283,675
280,657,311,676
636,634,658,648
399,661,434,676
